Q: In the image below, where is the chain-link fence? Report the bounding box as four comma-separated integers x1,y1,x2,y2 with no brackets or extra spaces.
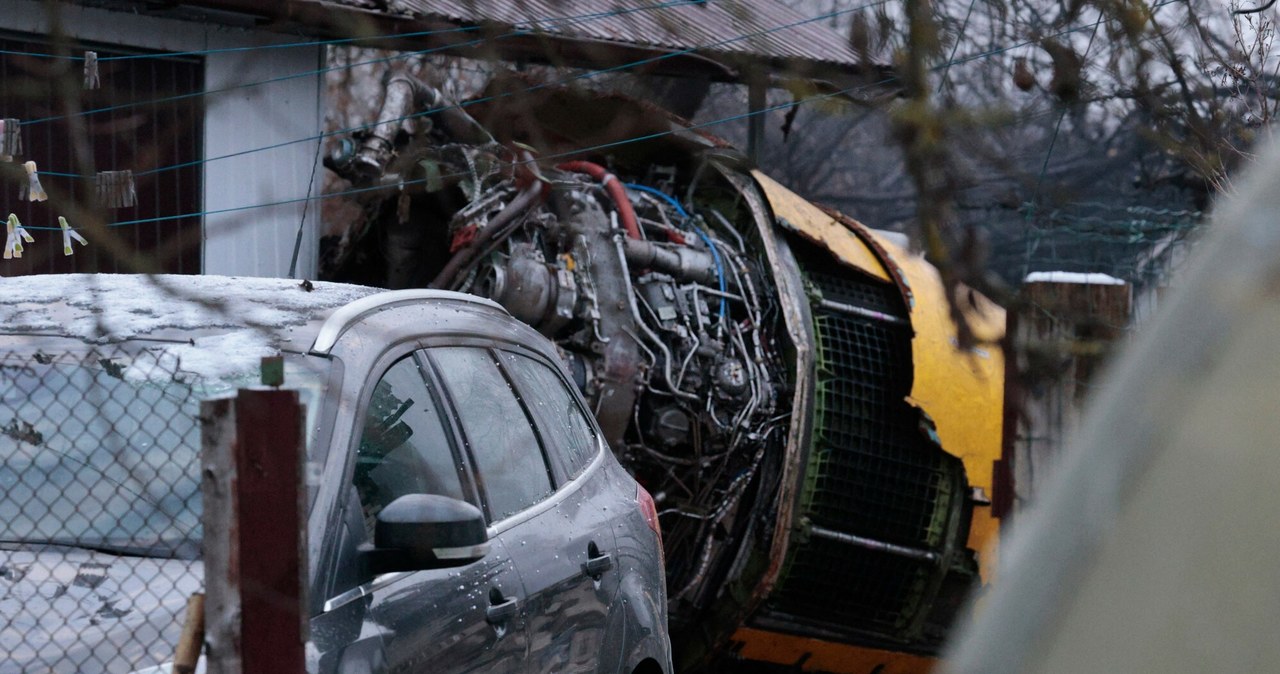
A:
1,345,203,674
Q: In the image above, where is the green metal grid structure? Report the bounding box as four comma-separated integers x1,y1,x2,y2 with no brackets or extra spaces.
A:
763,269,976,649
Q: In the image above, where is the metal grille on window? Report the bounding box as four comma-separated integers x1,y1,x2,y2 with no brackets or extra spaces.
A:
0,33,203,275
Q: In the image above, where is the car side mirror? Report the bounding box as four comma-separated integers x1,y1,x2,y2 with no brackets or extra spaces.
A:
359,494,489,578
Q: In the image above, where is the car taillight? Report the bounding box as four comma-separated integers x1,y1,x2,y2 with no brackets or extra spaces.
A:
636,483,661,543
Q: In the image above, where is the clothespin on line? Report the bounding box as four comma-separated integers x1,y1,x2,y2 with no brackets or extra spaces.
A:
20,161,47,202
59,217,88,256
96,170,137,208
0,119,21,162
4,213,33,260
84,51,100,90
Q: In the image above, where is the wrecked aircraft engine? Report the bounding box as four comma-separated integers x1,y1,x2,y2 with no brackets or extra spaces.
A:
321,75,1005,673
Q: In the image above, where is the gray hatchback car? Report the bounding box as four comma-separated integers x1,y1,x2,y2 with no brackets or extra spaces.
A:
0,274,671,674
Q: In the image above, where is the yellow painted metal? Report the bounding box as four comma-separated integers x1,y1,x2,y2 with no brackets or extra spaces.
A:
731,628,937,673
751,171,892,282
869,232,1006,582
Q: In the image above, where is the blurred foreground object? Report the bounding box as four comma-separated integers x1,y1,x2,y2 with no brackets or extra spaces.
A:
942,143,1280,674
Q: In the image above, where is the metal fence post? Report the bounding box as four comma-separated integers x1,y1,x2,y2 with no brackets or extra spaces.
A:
201,390,307,674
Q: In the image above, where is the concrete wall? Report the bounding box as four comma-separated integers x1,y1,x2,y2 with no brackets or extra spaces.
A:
3,1,324,279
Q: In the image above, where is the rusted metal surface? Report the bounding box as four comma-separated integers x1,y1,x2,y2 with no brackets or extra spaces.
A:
394,0,864,72
177,0,892,86
235,390,307,674
201,391,307,674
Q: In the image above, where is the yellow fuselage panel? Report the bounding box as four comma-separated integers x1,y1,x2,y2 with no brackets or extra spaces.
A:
751,171,892,282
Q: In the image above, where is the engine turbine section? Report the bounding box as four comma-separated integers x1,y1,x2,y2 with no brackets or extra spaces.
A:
425,152,786,613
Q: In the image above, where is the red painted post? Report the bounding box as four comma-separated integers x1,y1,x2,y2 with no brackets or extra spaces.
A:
234,389,307,674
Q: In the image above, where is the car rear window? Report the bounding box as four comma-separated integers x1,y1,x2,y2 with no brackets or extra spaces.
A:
496,350,598,481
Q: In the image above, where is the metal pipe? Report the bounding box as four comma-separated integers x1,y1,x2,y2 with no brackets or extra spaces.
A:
430,182,543,288
613,224,699,402
808,525,939,563
817,298,910,326
696,286,745,303
558,161,643,240
621,237,723,288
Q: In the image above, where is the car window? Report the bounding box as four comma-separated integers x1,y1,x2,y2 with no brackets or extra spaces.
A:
429,347,553,522
353,355,465,536
497,350,598,481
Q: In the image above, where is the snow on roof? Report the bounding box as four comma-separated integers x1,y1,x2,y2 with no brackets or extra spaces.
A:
0,274,379,384
0,274,377,345
1024,271,1127,286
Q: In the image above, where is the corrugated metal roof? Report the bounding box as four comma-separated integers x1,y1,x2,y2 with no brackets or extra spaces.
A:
385,0,861,73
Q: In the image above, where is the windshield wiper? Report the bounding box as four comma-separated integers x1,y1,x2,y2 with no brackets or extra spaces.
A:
0,539,186,560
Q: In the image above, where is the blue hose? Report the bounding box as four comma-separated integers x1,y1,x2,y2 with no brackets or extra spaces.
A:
624,183,727,320
624,182,688,219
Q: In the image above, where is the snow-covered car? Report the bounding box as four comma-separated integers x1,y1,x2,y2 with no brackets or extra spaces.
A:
0,274,671,674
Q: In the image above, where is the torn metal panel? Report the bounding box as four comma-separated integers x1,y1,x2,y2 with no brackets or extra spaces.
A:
394,0,861,70
879,235,1006,584
821,205,916,311
751,170,892,283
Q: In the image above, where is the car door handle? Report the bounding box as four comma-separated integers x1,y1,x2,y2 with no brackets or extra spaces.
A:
486,596,519,624
582,552,613,579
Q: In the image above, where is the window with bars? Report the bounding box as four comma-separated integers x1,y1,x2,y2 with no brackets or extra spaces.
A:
0,32,203,275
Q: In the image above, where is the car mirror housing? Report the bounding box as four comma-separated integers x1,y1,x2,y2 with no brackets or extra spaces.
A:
361,494,489,577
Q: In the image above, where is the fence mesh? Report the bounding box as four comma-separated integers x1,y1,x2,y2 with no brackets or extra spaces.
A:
1,345,202,674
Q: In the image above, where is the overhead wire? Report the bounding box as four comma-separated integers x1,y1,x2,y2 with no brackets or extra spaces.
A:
20,0,1167,183
16,0,707,128
18,0,899,181
15,65,899,231
8,0,1193,249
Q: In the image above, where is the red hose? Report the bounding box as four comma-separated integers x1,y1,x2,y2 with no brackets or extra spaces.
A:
556,161,642,240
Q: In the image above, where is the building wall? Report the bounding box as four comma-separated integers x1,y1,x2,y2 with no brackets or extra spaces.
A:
4,1,324,279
